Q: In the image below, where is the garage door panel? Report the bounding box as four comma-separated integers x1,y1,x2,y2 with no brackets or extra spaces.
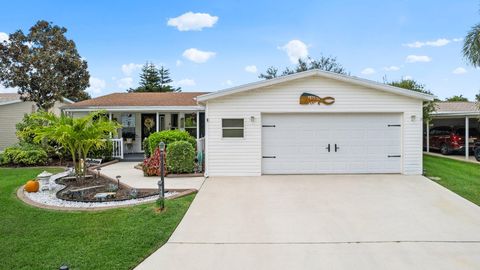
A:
262,113,402,174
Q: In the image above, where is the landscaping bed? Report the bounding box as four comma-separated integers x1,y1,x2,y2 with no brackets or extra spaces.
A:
1,167,194,269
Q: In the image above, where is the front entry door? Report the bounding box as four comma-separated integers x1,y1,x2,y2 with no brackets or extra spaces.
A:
141,114,157,142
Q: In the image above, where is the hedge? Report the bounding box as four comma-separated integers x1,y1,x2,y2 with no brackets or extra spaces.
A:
148,130,196,154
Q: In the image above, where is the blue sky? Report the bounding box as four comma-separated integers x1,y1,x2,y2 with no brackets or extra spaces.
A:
0,0,479,100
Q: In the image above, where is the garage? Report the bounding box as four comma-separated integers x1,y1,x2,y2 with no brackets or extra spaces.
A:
261,113,402,174
197,69,433,176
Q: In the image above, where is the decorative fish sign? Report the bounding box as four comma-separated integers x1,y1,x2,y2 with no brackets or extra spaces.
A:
299,93,335,105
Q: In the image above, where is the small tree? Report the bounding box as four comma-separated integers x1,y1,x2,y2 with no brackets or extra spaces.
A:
259,56,347,79
445,95,469,102
29,111,120,178
128,63,181,92
388,79,436,122
0,20,90,110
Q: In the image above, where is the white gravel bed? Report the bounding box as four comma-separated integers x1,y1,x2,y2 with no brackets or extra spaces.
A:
24,181,177,209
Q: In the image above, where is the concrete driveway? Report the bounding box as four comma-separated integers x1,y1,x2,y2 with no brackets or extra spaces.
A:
136,175,480,270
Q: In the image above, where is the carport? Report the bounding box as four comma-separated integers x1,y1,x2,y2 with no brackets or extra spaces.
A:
426,101,480,160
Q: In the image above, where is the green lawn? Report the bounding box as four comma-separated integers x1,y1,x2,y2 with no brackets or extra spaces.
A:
0,167,194,270
424,154,480,206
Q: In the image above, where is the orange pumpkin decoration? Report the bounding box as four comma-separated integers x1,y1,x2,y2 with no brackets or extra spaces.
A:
24,180,39,193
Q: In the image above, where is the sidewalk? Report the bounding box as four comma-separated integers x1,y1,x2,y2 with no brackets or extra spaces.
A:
424,152,479,164
100,161,205,190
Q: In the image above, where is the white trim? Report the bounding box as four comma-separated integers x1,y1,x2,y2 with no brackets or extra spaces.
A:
63,106,205,112
431,111,480,117
465,116,469,160
197,69,434,102
0,100,23,106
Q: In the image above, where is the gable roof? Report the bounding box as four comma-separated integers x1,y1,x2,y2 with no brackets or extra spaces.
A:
0,93,22,106
0,93,74,106
197,69,434,102
62,92,209,109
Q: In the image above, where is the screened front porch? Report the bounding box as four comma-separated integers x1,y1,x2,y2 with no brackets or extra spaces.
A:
108,111,205,157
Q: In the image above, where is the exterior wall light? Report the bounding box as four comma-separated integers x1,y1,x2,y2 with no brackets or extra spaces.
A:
250,116,255,122
411,115,416,122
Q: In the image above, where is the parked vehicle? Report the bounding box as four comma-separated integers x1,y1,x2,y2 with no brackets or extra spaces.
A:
474,140,480,162
427,126,480,155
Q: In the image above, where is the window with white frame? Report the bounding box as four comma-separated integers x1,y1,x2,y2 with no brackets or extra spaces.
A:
222,119,244,138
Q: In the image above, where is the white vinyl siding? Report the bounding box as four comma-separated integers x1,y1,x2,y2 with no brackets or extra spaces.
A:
205,76,423,176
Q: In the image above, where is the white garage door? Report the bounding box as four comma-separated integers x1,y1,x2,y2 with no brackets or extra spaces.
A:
261,113,402,174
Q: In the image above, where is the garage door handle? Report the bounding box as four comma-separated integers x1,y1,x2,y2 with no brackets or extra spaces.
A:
262,156,276,159
326,144,331,152
335,144,340,152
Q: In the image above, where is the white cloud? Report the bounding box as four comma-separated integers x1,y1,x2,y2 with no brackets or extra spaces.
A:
0,32,8,43
361,68,376,75
176,78,196,87
245,65,257,73
182,48,216,63
279,39,309,63
405,55,431,63
223,80,233,86
117,77,133,88
404,38,462,48
121,63,142,76
176,60,183,66
452,67,467,74
384,66,400,71
87,77,106,94
167,12,218,31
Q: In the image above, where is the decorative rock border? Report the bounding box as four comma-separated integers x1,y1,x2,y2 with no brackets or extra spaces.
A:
17,186,196,212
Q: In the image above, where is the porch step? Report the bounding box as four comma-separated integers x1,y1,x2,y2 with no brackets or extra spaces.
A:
122,153,145,162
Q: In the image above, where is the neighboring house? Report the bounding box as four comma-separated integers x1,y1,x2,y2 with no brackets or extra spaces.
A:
63,69,433,176
197,69,433,176
426,101,480,159
0,93,72,151
61,92,208,156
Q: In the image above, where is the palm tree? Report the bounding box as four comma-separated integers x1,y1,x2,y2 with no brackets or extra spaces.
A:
463,23,480,67
29,111,120,179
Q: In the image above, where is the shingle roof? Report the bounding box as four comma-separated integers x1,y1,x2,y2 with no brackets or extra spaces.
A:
0,93,21,105
63,92,209,108
435,102,479,112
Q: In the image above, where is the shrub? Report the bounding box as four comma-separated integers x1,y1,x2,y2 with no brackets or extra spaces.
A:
143,147,167,176
88,140,113,162
148,130,196,154
16,112,68,160
2,144,48,166
166,141,195,174
142,138,150,158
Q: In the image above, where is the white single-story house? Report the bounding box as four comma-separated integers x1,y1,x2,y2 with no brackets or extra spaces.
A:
62,92,208,159
63,69,434,175
0,93,71,151
198,69,433,176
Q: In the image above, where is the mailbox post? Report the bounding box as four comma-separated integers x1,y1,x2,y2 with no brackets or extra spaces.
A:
157,142,166,210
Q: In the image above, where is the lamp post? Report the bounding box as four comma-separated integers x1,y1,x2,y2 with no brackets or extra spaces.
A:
157,142,165,210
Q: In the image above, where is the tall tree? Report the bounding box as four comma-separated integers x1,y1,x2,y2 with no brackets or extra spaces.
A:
463,23,480,67
0,20,90,110
388,79,436,122
259,56,347,79
445,95,469,102
128,63,181,92
475,91,480,102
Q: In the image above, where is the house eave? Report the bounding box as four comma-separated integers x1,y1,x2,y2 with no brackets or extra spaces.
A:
62,105,206,112
197,69,434,103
